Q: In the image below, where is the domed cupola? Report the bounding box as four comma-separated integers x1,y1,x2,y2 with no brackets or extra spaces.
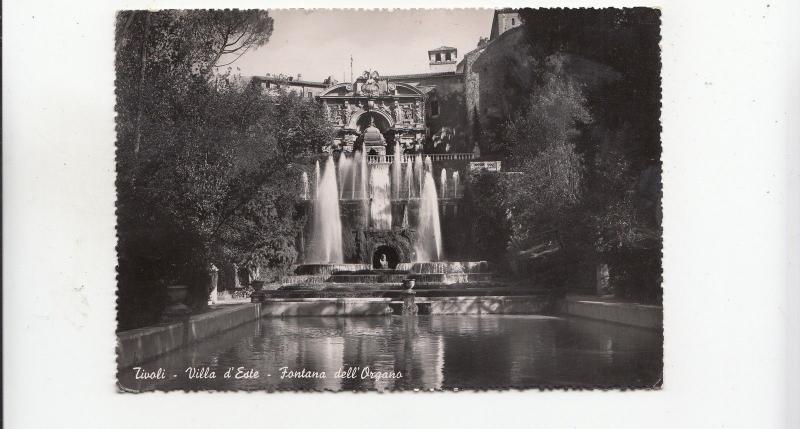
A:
362,117,386,153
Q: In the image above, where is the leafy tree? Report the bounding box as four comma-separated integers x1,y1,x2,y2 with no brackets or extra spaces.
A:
502,55,591,250
462,171,511,263
513,9,662,301
115,11,334,329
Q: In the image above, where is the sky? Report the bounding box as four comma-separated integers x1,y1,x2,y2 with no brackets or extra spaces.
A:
226,9,495,82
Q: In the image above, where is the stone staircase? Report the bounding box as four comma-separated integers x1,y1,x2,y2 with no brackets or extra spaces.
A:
252,261,548,302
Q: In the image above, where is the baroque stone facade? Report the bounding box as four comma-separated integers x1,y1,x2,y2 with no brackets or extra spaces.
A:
252,10,527,154
318,70,428,154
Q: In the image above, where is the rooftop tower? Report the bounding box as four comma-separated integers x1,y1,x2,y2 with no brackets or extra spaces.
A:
428,46,457,73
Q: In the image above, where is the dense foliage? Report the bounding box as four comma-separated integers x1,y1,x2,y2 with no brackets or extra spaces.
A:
470,9,662,302
116,11,332,329
461,170,511,264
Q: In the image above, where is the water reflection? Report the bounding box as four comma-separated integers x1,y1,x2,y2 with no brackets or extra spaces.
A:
119,315,662,392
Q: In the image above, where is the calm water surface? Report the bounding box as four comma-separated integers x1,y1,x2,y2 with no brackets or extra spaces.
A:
119,315,662,392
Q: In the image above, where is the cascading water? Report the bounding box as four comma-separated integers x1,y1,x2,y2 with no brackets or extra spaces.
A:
310,156,343,263
452,171,460,198
392,144,402,199
369,165,392,230
440,168,448,198
415,168,443,261
301,171,309,200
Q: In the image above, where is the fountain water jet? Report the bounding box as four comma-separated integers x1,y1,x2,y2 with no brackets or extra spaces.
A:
359,150,368,201
314,160,321,199
310,156,343,263
350,151,359,200
440,168,448,198
415,170,443,261
404,162,413,199
392,144,402,199
415,155,424,197
338,154,353,199
301,171,309,200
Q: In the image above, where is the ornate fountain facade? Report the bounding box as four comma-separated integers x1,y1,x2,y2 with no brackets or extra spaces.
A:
296,70,480,267
319,70,428,155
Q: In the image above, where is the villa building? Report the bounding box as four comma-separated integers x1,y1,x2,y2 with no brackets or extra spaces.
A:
250,9,525,156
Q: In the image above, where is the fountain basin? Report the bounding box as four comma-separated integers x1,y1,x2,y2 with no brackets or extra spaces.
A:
294,263,370,276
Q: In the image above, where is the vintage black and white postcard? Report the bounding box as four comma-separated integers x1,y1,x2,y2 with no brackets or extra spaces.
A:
114,8,663,392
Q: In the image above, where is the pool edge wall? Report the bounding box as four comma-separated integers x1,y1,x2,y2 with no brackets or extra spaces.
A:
117,303,262,368
560,297,663,330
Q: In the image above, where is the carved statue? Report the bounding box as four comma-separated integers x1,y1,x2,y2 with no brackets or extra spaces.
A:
361,70,380,96
344,103,353,123
403,105,413,123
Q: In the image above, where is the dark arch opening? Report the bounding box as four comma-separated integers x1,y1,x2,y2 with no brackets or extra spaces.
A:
356,111,391,133
373,245,400,269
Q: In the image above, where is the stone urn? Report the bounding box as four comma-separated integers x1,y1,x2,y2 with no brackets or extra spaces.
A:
162,284,191,321
402,279,415,291
251,280,266,294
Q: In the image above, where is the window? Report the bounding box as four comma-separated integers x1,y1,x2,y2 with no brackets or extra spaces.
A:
435,53,441,62
445,52,451,61
431,100,440,117
511,18,516,25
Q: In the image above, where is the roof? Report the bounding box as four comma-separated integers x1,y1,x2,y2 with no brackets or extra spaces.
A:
428,46,457,52
250,75,328,87
384,71,462,80
457,25,524,70
494,8,519,14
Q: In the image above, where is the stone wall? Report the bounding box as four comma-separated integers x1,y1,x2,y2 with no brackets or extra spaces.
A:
117,304,262,368
560,296,663,330
390,74,468,152
461,27,537,150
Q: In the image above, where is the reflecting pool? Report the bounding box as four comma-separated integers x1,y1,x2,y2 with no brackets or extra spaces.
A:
118,315,662,392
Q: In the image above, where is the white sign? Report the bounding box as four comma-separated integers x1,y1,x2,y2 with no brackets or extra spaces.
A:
469,161,502,172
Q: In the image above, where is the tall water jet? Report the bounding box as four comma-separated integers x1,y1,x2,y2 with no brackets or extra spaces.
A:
311,156,343,263
301,171,309,200
404,162,413,199
351,151,360,200
440,168,448,198
338,154,353,199
314,160,321,200
369,165,392,230
359,150,368,201
414,155,424,197
415,170,442,261
452,171,460,198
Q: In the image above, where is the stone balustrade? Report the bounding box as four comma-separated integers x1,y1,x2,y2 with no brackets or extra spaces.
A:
366,153,476,164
